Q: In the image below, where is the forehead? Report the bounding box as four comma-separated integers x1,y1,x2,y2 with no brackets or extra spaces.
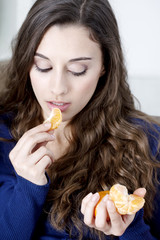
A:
36,24,102,59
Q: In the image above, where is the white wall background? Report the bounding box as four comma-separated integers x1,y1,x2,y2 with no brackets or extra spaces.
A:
0,0,35,59
109,0,160,116
0,0,160,115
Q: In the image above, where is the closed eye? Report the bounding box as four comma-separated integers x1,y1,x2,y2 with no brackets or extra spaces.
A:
34,64,87,76
35,64,52,73
70,69,87,76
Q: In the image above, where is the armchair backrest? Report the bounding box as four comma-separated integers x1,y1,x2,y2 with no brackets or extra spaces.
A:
0,60,8,91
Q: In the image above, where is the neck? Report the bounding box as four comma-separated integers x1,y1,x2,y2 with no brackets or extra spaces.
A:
47,121,71,160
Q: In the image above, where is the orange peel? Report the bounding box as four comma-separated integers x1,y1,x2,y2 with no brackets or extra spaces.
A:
94,184,145,217
94,191,109,217
44,108,62,130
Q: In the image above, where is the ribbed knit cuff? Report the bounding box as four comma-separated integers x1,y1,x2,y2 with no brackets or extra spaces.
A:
15,172,50,208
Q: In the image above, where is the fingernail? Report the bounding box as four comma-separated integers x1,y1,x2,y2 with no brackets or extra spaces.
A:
86,192,92,198
142,188,146,194
43,122,51,128
102,194,109,202
91,193,99,202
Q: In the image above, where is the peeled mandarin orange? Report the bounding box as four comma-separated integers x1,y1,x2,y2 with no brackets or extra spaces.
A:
94,184,145,217
109,184,145,215
94,190,109,217
44,108,62,130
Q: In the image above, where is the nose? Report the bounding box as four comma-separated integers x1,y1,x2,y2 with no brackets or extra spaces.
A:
50,71,68,96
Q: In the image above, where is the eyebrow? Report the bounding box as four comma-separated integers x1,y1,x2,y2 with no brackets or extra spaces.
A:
35,52,92,62
69,57,92,62
35,53,49,60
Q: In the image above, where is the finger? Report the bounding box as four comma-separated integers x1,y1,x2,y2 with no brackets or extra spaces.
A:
81,192,93,214
25,122,52,137
28,146,55,165
83,193,100,227
95,195,110,231
107,200,123,235
11,122,52,158
36,155,52,174
133,188,146,198
12,131,55,160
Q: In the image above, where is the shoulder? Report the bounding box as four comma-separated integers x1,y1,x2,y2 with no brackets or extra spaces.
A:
131,117,160,137
0,113,16,170
0,112,14,139
132,118,160,158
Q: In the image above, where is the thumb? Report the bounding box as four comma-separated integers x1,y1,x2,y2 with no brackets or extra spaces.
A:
133,188,146,198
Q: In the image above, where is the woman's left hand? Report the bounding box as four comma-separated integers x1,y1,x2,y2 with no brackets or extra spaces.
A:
81,188,146,236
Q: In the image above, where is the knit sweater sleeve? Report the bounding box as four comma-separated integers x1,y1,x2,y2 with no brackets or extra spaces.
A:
0,117,50,240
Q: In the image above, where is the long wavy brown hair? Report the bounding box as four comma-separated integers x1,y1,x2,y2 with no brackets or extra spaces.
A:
0,0,160,239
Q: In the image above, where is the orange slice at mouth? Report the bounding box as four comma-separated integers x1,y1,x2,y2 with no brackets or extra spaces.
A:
44,108,62,130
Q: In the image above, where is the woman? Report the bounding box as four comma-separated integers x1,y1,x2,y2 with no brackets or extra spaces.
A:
0,0,160,239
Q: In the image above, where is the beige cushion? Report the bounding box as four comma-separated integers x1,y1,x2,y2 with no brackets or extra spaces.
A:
0,60,7,91
151,116,160,124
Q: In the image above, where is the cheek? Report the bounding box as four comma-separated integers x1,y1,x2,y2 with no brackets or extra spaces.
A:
78,76,99,97
30,71,46,96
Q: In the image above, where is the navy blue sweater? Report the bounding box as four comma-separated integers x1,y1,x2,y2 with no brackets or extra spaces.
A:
0,114,160,240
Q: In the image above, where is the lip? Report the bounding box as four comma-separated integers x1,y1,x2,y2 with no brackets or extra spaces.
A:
47,101,71,112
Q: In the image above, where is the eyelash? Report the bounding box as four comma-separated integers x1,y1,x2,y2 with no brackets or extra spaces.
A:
35,65,52,73
35,64,87,76
71,69,87,76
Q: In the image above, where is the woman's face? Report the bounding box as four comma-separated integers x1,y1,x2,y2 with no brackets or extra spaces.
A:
30,24,104,123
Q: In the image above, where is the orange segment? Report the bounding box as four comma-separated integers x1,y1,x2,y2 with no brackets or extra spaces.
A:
109,184,128,203
127,194,145,215
109,184,128,215
94,190,109,217
44,108,62,130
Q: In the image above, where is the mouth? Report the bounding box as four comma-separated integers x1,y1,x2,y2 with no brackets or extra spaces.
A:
47,101,70,112
52,102,65,106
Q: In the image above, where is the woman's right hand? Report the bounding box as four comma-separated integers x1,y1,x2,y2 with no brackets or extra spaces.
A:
9,122,55,185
